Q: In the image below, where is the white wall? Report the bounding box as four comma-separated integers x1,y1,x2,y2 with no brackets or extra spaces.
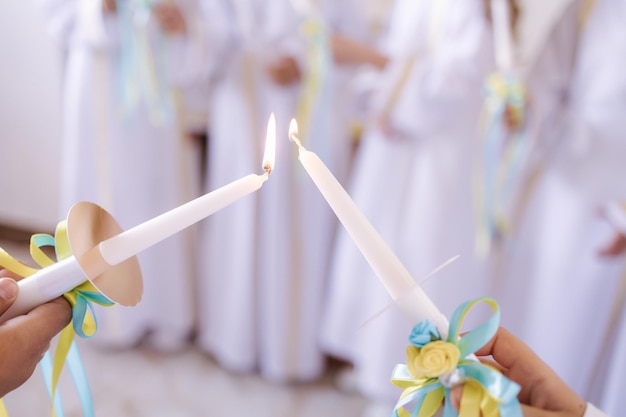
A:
0,1,64,231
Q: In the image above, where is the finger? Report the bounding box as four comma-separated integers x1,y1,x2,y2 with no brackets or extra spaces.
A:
0,268,24,281
477,356,507,373
450,388,569,417
519,403,568,417
449,386,462,410
474,327,544,373
20,297,72,343
0,278,18,315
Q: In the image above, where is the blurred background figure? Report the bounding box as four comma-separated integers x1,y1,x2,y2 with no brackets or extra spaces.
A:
1,0,625,415
195,0,365,384
319,0,497,414
590,202,626,417
491,0,626,401
39,0,208,351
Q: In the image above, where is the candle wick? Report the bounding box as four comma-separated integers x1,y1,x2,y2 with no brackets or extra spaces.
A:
263,164,272,175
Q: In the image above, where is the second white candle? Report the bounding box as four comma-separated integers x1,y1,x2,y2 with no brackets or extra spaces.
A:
289,120,449,333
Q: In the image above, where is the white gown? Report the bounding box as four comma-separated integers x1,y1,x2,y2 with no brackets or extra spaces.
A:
319,0,493,405
569,0,626,413
195,0,341,382
41,0,204,351
494,0,626,399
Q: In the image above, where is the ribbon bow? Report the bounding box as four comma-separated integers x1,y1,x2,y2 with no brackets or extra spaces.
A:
0,220,114,417
390,297,523,417
475,71,528,256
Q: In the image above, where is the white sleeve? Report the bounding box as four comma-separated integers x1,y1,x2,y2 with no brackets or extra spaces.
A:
584,403,610,417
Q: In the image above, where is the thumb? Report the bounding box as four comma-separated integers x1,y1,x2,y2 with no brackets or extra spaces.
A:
0,278,19,315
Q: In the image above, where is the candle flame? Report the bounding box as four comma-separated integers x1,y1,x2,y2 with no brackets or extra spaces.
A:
288,118,303,148
263,113,276,173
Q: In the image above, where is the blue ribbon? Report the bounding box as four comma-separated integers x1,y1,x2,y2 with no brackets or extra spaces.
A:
30,227,112,417
390,297,523,417
476,72,528,255
40,343,95,417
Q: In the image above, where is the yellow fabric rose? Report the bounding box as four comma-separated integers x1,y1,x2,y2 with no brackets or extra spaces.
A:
406,341,460,379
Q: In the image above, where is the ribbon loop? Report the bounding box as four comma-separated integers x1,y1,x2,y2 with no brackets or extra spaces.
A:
391,297,522,417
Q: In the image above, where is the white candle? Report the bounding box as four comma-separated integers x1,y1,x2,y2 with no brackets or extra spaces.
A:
289,120,448,331
100,114,277,266
0,256,88,322
99,174,268,266
490,0,514,72
0,115,277,323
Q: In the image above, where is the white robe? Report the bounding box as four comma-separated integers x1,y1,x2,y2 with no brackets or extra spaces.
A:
569,0,626,412
494,0,626,399
195,0,341,382
41,0,203,351
319,0,493,404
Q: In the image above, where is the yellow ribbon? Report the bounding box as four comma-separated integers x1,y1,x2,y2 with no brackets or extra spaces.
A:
391,298,522,417
0,220,113,416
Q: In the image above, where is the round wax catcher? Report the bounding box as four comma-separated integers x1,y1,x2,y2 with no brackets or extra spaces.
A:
66,201,143,306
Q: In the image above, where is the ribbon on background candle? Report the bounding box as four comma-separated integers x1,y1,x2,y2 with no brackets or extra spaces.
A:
0,221,115,417
118,0,175,126
390,297,522,417
474,72,527,257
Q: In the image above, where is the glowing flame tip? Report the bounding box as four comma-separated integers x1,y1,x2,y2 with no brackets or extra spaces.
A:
263,113,276,173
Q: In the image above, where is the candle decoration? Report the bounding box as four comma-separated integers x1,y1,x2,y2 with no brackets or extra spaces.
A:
474,0,528,257
0,113,276,416
288,119,522,416
391,298,522,417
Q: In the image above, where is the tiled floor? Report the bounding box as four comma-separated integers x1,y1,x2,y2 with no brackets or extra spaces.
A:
4,341,369,417
0,236,371,417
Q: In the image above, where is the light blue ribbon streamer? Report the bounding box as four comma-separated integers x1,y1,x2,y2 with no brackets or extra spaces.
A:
40,352,66,417
40,342,95,417
117,0,175,126
479,73,527,244
31,234,111,417
70,291,114,338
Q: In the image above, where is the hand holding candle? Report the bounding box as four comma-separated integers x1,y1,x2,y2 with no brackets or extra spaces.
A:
288,119,449,335
0,114,277,323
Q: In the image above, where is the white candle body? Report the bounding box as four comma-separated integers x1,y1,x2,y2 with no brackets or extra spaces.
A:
297,147,449,331
491,0,514,72
0,256,88,323
100,173,269,266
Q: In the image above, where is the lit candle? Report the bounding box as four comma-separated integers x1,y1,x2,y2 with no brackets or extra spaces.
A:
490,0,514,72
99,113,276,266
289,119,449,332
0,114,277,323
